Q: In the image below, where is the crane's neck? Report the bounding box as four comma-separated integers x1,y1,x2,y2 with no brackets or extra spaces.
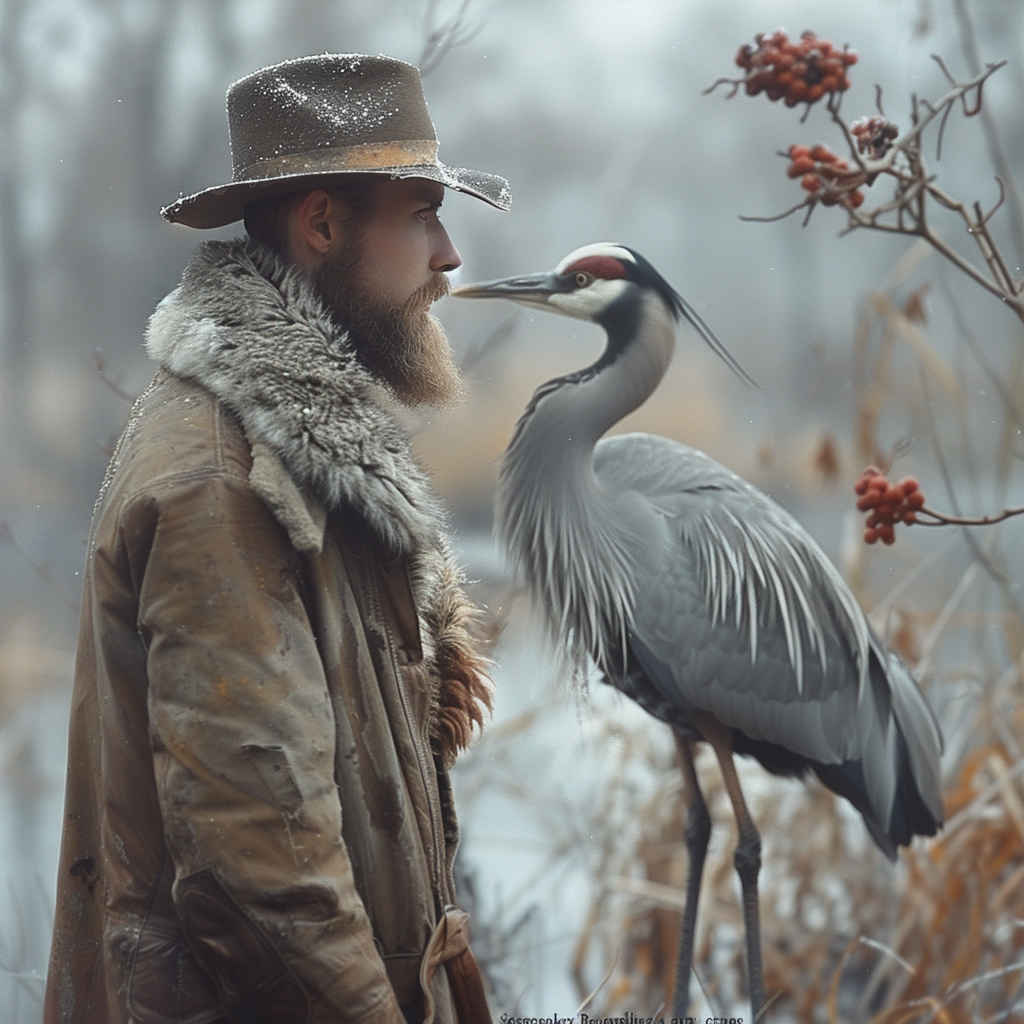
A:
497,291,676,673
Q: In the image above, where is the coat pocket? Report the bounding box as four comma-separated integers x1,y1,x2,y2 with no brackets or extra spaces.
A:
174,868,309,1024
127,913,226,1024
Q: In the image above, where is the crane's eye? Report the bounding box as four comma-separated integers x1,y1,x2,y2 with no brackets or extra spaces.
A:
574,271,593,287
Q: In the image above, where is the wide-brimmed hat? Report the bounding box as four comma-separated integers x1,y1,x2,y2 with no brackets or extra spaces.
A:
161,54,511,229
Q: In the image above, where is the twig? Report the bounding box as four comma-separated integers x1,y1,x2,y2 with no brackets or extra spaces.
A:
91,350,136,403
951,0,1024,267
919,371,1024,620
573,947,618,1015
703,77,743,100
418,0,481,76
738,58,1024,323
915,504,1024,527
915,557,981,679
858,936,915,975
947,959,1024,998
739,198,818,224
753,989,784,1024
0,521,80,615
459,312,519,373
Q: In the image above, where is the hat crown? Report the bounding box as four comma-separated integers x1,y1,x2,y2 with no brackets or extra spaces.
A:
161,52,510,228
227,54,437,179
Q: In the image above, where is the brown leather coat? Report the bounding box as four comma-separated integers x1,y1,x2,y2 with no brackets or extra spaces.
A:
45,241,492,1024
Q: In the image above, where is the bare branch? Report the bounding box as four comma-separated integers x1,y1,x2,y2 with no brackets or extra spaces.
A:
459,312,519,373
702,77,742,99
91,350,136,403
952,0,1024,265
936,270,1024,433
931,52,958,89
934,91,955,159
915,504,1024,527
0,521,80,615
739,199,815,224
979,176,1006,227
918,373,1023,615
418,0,482,77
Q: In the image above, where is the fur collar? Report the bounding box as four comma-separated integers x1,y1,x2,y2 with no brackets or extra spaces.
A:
146,238,490,761
146,238,443,558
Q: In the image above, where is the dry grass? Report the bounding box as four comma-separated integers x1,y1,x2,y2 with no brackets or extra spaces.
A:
0,615,73,1022
498,606,1024,1023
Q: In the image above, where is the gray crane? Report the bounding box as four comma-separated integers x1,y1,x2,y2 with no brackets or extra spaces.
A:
452,242,943,1019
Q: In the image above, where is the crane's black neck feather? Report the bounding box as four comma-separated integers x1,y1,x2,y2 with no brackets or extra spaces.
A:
505,286,645,454
595,286,644,360
506,248,678,453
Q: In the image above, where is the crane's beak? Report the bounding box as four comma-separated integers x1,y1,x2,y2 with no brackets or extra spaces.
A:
451,272,566,311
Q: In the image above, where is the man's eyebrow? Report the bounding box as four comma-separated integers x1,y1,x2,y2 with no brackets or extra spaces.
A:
412,184,445,205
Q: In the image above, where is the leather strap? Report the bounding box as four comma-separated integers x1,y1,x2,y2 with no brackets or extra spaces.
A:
420,908,491,1024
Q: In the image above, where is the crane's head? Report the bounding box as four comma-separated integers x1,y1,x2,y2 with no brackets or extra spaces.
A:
452,242,755,386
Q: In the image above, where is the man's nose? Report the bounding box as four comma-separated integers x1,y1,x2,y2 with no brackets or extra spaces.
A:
430,224,462,273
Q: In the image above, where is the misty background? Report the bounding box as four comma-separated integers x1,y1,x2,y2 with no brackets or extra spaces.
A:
2,0,1024,1019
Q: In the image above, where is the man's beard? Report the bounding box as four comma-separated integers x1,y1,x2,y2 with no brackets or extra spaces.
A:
313,239,465,408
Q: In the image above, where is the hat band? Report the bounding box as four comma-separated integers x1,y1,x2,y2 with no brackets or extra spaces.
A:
236,139,441,181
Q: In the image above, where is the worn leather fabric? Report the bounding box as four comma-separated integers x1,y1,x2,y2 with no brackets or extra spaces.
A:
45,241,491,1024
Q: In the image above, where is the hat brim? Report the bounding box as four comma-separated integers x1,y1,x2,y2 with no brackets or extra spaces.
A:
161,163,510,229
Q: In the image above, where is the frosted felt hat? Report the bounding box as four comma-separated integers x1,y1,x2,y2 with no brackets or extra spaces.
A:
161,54,511,229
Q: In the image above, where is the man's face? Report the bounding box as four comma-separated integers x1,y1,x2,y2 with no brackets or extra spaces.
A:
313,178,465,407
355,178,461,305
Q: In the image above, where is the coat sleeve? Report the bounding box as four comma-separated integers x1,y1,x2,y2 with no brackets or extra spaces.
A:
129,471,407,1024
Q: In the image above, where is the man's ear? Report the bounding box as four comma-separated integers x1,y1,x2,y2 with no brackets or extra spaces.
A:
293,189,339,256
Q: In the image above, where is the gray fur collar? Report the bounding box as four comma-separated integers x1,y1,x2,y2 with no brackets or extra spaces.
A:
146,238,493,760
146,238,444,557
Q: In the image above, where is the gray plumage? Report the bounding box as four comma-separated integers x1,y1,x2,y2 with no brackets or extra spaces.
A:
454,241,943,1015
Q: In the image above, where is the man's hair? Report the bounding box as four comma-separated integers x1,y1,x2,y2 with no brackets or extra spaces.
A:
243,175,380,255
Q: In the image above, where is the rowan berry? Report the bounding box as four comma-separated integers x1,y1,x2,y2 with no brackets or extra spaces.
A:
729,29,856,108
851,116,899,159
785,141,865,210
854,467,926,544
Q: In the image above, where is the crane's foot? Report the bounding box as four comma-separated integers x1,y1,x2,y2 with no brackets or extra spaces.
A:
734,824,765,1019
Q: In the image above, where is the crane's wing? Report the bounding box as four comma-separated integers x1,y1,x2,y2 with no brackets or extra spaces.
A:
593,433,943,844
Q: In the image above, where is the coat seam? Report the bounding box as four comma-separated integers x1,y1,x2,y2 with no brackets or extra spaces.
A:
359,522,448,918
124,844,169,1017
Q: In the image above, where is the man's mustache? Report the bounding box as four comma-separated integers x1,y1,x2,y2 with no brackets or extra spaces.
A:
403,272,451,312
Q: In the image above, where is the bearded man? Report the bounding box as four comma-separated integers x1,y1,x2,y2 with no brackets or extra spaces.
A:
45,55,508,1024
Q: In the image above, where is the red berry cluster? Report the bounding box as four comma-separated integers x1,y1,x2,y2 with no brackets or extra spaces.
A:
851,116,899,159
787,144,865,208
735,30,857,107
855,467,926,545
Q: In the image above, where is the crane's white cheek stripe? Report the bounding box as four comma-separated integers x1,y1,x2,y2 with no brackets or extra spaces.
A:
548,278,630,319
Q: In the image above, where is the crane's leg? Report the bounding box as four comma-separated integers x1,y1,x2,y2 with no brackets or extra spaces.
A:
698,717,765,1020
670,729,711,1018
